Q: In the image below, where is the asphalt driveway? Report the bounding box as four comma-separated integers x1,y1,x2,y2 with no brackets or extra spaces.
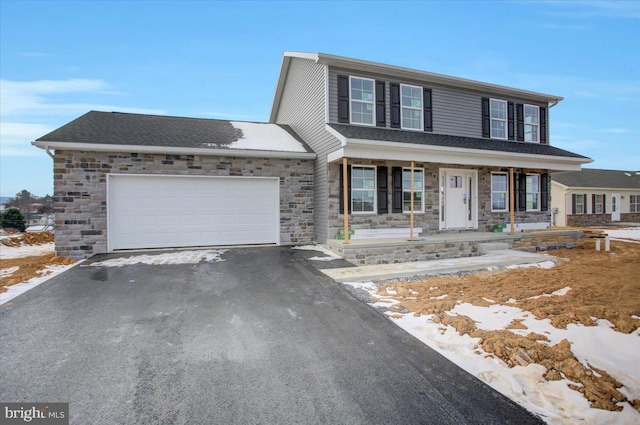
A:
0,246,543,424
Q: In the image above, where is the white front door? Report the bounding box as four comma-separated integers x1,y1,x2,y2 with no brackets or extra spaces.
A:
611,193,621,221
440,169,477,229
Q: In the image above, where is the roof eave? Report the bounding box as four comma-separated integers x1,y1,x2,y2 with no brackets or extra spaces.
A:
283,51,563,105
32,140,317,160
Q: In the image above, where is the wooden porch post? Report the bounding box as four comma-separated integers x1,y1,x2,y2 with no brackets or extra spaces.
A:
410,161,416,240
343,157,349,244
509,167,515,235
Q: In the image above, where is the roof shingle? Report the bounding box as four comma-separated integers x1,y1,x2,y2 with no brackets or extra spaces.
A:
552,169,640,189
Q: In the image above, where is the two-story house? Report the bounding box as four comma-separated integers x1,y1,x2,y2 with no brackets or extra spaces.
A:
34,52,591,260
271,52,591,249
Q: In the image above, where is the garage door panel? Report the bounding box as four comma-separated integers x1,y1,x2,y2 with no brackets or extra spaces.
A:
108,175,279,250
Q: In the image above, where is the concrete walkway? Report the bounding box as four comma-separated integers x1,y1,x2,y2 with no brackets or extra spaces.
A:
321,249,557,282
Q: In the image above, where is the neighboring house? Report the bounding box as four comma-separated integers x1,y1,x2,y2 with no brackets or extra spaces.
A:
551,169,640,227
270,52,591,243
34,52,591,259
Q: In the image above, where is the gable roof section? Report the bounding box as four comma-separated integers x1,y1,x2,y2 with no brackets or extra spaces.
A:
327,123,588,159
34,111,315,159
270,52,563,122
552,169,640,189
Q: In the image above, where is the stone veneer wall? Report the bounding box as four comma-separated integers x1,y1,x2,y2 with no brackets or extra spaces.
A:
53,151,314,259
567,212,640,227
327,161,550,240
327,231,583,265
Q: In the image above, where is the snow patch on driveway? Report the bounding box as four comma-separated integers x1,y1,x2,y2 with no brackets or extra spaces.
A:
87,249,227,267
292,245,342,261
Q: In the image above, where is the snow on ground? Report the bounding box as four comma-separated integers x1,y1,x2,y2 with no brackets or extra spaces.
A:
603,228,640,243
346,281,640,424
1,264,78,305
87,249,227,267
506,260,557,270
1,242,78,305
0,242,55,259
292,245,342,261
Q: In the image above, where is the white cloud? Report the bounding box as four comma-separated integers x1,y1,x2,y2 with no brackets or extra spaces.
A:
541,0,640,20
0,122,53,156
599,127,631,134
0,78,167,158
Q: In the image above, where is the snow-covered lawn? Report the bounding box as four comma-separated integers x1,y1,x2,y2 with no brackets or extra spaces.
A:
342,229,640,424
0,241,77,305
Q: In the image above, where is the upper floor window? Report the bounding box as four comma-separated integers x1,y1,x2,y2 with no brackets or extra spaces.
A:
350,77,375,126
491,173,508,212
351,165,376,213
631,195,640,213
402,168,424,213
490,99,507,139
524,105,539,142
401,84,423,130
526,174,540,211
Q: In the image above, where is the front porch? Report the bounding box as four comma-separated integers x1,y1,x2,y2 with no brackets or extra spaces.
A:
326,229,583,265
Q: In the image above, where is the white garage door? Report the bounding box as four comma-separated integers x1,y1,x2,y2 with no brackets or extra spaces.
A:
108,174,279,250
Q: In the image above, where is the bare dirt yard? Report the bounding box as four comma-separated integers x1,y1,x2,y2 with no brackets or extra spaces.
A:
0,232,75,294
379,234,640,415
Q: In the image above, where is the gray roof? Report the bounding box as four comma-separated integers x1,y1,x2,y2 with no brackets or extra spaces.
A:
328,123,589,159
552,169,640,189
36,111,313,153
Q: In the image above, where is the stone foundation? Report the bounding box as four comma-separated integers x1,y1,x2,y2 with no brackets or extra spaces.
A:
326,230,583,265
53,151,314,259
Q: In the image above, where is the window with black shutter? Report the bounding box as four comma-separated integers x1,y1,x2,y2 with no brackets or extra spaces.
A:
424,88,432,132
377,166,388,214
390,83,400,128
337,75,349,123
375,81,386,127
392,167,403,212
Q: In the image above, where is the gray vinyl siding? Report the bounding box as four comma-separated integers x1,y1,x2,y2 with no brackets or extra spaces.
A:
274,58,341,243
328,67,550,143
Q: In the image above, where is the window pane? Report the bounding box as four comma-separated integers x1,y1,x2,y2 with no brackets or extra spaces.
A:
492,174,507,191
491,120,505,138
490,100,506,119
492,193,506,210
525,105,538,124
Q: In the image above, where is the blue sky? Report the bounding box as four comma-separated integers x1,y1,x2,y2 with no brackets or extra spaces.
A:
1,0,638,197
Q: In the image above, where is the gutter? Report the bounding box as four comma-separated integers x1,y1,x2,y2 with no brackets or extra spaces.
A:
32,141,317,160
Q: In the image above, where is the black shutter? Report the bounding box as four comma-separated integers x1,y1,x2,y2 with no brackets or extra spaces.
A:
424,88,433,132
507,101,515,140
603,194,606,213
518,173,527,211
390,83,400,128
583,193,587,214
541,173,549,211
481,97,490,138
339,165,351,214
338,75,349,123
377,166,388,214
375,81,386,127
592,194,596,214
540,107,547,144
516,103,524,141
392,167,403,213
572,194,577,214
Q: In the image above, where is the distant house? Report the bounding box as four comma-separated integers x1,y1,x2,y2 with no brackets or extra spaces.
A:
551,169,640,226
34,52,592,260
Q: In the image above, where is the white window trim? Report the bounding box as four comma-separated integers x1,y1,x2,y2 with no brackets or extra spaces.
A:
350,164,377,215
594,194,604,214
631,195,640,213
490,172,509,212
402,167,425,214
489,98,507,140
400,83,423,131
526,173,540,212
575,194,585,214
349,76,376,127
524,104,540,143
